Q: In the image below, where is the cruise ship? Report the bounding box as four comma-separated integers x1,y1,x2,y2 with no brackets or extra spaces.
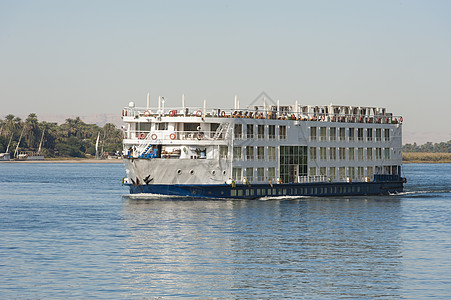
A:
121,95,405,199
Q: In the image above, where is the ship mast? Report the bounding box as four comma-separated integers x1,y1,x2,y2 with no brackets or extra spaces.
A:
37,128,45,154
14,127,25,158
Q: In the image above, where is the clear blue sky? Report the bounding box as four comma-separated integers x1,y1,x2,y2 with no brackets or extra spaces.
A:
1,0,450,143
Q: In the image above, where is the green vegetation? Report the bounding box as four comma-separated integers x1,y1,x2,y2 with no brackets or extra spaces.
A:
403,140,451,163
403,140,451,153
0,113,122,158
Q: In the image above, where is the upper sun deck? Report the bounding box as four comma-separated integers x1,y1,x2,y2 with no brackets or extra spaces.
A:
122,103,403,125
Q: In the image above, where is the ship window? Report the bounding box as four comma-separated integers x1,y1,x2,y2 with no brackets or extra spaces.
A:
320,147,327,160
257,125,265,139
177,169,182,175
348,167,355,179
330,127,336,141
280,146,307,184
384,148,390,159
211,170,216,176
190,169,195,175
257,147,265,160
231,190,237,197
320,167,326,176
358,148,364,160
348,128,355,141
268,147,276,161
385,129,390,141
257,167,264,182
233,147,242,160
339,167,346,181
237,190,243,196
310,167,316,176
367,148,373,160
223,170,226,175
220,146,228,159
358,128,364,141
367,167,373,179
279,125,287,140
320,127,327,141
268,167,276,181
156,122,168,130
310,127,317,141
329,167,336,181
367,128,373,141
256,189,261,196
245,189,249,196
339,128,346,141
376,128,382,141
246,168,254,182
184,123,200,132
232,167,242,181
246,146,254,160
349,148,355,161
268,125,276,140
267,189,271,196
137,122,151,132
339,147,346,160
211,123,220,132
309,147,317,160
246,124,254,139
357,167,364,180
329,147,337,160
234,124,242,139
376,148,382,159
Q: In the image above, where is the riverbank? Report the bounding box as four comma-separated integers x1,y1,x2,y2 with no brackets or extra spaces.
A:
403,152,451,163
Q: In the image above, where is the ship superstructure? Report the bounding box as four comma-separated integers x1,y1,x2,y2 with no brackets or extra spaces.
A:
121,95,404,198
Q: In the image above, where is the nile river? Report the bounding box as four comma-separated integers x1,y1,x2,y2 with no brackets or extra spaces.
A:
0,163,450,299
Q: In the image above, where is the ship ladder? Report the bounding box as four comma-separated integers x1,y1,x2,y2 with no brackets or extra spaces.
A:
213,122,230,139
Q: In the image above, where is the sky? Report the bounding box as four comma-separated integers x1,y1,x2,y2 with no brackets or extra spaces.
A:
1,0,450,144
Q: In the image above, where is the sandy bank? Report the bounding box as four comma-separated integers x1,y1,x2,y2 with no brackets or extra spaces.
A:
0,158,123,164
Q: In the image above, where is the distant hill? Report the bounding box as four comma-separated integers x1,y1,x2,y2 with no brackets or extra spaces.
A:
11,113,123,128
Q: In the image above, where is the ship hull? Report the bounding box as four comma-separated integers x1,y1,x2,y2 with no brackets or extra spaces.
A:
125,179,404,199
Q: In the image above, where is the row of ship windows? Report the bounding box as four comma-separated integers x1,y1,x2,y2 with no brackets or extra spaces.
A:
234,124,286,140
225,146,397,161
231,166,397,183
310,126,393,142
230,186,367,197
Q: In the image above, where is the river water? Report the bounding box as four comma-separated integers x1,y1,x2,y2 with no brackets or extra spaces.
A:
0,163,449,299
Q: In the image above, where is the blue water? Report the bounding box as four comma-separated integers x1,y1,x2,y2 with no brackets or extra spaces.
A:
0,163,450,299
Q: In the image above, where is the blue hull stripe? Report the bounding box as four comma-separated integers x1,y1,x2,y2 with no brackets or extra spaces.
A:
126,180,404,199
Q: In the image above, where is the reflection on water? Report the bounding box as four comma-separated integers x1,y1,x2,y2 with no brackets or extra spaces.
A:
121,198,403,298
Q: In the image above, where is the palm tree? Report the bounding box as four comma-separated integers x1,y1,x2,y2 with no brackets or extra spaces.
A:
25,113,39,149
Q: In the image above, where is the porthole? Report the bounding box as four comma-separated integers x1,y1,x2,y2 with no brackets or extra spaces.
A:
222,170,226,175
177,169,182,175
190,169,195,175
211,170,216,176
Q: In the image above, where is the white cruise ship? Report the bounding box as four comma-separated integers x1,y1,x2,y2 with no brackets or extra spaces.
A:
121,95,405,199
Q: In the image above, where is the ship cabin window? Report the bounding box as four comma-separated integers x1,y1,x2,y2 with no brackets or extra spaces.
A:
367,128,373,141
257,146,265,160
232,167,242,182
245,168,254,182
339,147,346,160
268,125,276,140
385,128,390,141
268,167,276,181
358,128,364,141
246,146,254,160
257,125,265,139
320,167,326,176
184,123,200,132
330,147,337,160
310,127,317,141
367,147,373,160
211,123,220,134
320,147,327,160
268,146,276,160
349,148,355,161
339,128,346,141
137,123,151,136
246,124,254,139
309,147,317,160
257,168,265,182
376,128,382,141
330,127,336,141
320,127,327,141
279,125,287,140
220,146,228,159
309,167,316,176
233,147,242,160
329,167,336,181
234,124,242,139
348,128,355,141
357,148,364,160
357,167,364,180
367,166,373,179
338,167,346,181
156,122,168,130
384,148,391,159
376,148,382,159
348,167,355,179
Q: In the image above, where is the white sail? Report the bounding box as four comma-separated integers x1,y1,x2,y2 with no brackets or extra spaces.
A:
37,128,45,154
14,127,25,158
95,132,100,159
